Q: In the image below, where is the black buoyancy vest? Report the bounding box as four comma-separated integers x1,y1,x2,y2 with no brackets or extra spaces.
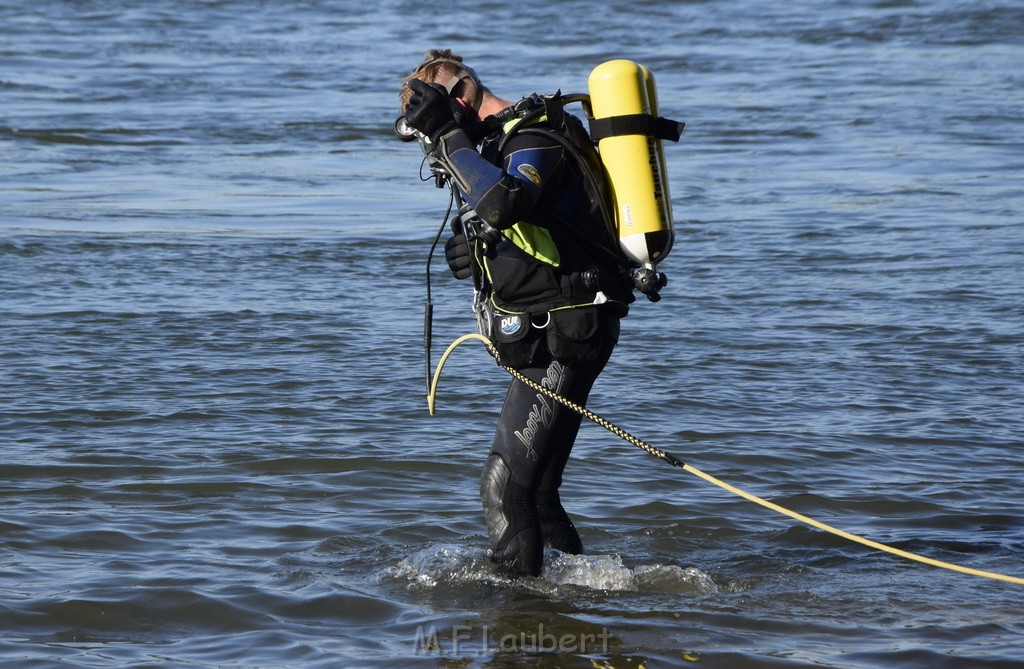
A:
478,98,634,317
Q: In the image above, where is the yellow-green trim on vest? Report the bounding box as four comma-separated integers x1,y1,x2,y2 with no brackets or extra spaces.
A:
488,293,627,316
502,114,546,135
501,222,560,267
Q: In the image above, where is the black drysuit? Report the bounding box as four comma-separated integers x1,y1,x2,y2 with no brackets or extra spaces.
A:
438,109,632,576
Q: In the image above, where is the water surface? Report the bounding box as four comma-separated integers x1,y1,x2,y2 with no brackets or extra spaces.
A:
2,1,1023,666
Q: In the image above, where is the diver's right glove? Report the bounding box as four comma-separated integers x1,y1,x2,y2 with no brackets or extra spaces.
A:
404,79,458,143
404,79,475,193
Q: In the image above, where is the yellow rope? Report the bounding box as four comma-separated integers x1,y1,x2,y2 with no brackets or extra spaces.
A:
428,333,1024,587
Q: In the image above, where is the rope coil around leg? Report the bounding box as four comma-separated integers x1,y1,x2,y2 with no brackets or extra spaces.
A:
427,333,1024,587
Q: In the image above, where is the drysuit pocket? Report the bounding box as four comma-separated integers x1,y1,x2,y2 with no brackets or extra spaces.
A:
546,306,601,364
493,312,545,368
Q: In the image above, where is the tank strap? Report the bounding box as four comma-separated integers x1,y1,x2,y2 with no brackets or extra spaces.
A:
588,114,685,142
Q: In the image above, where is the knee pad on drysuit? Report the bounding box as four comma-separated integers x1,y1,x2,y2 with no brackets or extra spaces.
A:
479,454,543,577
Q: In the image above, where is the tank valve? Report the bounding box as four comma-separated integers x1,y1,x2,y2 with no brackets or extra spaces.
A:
633,267,668,302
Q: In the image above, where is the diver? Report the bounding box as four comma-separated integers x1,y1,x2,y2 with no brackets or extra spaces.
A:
399,49,636,577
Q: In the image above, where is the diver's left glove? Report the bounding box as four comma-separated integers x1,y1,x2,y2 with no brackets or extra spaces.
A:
444,215,473,280
405,79,458,143
444,233,472,280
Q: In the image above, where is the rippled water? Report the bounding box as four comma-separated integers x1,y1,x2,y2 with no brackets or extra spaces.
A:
2,1,1023,667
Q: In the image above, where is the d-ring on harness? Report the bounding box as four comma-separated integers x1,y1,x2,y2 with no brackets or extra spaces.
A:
428,333,1024,587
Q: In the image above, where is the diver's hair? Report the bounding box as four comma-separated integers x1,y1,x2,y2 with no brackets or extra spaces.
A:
398,48,488,113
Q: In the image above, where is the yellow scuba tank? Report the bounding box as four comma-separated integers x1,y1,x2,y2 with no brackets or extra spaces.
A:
587,59,680,300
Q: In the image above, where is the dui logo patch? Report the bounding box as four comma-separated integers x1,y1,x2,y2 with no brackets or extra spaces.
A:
500,315,522,335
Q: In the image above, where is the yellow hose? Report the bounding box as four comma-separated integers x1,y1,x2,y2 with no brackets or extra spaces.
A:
428,333,1024,587
427,333,494,416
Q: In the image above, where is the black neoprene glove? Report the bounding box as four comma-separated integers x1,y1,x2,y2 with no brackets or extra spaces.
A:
444,216,472,280
404,79,458,142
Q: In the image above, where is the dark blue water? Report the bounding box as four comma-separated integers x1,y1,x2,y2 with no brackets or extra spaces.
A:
2,1,1023,667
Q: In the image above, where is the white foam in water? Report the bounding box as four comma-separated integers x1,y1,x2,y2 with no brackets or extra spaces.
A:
389,544,502,588
543,551,718,594
390,544,718,594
